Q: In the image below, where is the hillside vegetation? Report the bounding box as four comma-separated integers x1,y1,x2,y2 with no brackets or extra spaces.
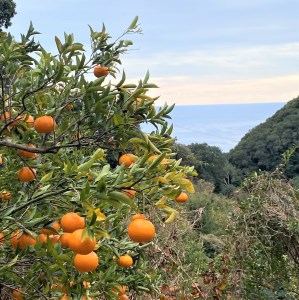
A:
228,96,299,178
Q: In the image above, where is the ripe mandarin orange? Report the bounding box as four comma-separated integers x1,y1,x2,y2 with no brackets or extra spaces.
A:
0,232,4,243
0,190,12,200
122,190,136,199
60,212,85,233
128,219,156,243
131,214,146,221
34,115,56,133
0,155,3,164
11,289,24,300
118,154,137,168
17,144,38,159
49,235,60,244
37,233,48,243
68,229,96,254
118,255,133,268
175,192,188,203
74,251,99,272
147,154,168,165
93,65,109,78
1,111,10,122
41,221,60,234
119,295,129,300
83,281,91,288
13,114,34,127
60,233,71,248
18,166,36,182
11,231,36,249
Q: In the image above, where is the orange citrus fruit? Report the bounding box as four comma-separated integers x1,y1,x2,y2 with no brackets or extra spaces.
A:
0,232,5,243
34,115,56,133
93,65,109,78
74,251,99,272
18,166,36,182
60,212,85,233
118,254,133,268
175,192,188,203
11,231,36,249
128,219,156,243
119,154,137,168
0,190,12,200
68,229,96,255
1,111,10,122
11,289,24,300
123,190,136,199
60,233,71,248
131,214,146,221
147,154,168,164
41,221,60,234
17,144,38,159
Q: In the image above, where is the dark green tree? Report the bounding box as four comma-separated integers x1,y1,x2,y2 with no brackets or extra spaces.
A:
229,95,299,179
0,0,16,30
175,143,240,194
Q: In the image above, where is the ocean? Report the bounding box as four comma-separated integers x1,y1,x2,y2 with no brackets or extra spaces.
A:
142,103,285,153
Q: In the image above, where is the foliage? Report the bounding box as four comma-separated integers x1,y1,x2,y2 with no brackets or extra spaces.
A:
0,18,196,299
0,0,16,30
229,168,299,299
228,96,299,179
175,143,240,194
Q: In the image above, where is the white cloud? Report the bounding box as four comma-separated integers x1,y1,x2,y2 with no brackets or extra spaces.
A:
119,43,299,105
122,43,299,79
144,74,299,105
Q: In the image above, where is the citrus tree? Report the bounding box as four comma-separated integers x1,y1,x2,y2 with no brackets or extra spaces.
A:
0,17,196,299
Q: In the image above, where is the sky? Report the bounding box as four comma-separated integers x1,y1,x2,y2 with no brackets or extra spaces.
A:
9,0,299,106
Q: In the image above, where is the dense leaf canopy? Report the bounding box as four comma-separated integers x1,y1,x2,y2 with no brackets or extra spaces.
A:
228,96,299,178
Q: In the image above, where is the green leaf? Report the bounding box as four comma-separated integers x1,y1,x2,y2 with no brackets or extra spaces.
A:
95,164,110,182
40,171,53,183
128,16,138,30
55,36,63,53
108,191,137,208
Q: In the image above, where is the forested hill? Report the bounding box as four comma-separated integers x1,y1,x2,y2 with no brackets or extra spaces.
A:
228,95,299,178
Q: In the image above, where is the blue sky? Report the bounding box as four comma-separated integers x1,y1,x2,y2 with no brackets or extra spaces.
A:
9,0,299,105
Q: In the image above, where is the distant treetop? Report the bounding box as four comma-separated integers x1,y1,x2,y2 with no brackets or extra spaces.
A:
0,0,16,30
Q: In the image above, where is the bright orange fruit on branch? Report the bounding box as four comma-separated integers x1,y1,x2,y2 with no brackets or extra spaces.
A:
41,220,60,234
1,111,11,122
74,251,99,272
0,190,12,200
131,213,146,221
147,154,168,165
0,232,5,243
34,115,56,133
11,231,36,249
60,212,85,233
119,154,137,168
13,114,34,127
118,254,133,268
112,285,127,296
17,144,38,159
68,229,96,254
175,192,188,203
60,233,71,248
11,289,24,300
93,65,109,78
119,294,129,300
128,219,156,243
18,166,36,182
122,189,136,199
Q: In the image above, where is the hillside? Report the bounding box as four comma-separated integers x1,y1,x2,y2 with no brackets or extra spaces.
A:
228,95,299,178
